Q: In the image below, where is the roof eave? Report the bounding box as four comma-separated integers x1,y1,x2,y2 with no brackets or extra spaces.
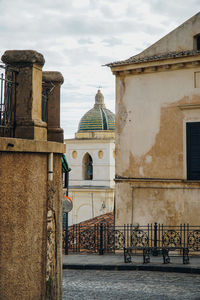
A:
108,52,200,73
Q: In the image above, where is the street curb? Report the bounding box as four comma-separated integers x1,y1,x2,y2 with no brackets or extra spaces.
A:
63,264,200,274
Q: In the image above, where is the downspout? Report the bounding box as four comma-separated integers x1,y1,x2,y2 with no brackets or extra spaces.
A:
48,153,53,181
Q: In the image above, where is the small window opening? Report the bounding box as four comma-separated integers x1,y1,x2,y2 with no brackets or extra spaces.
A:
194,34,200,51
197,36,200,51
82,153,93,180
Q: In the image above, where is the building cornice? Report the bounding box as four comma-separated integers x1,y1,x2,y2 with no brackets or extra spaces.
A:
110,55,200,76
115,176,200,186
0,137,65,153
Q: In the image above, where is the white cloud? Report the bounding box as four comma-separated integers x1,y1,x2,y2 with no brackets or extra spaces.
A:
0,0,198,138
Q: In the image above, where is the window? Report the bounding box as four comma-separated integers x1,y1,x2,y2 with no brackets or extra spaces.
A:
186,122,200,180
194,34,200,51
82,153,93,180
197,36,200,51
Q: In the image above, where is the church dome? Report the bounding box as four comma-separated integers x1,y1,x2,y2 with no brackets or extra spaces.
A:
78,90,115,132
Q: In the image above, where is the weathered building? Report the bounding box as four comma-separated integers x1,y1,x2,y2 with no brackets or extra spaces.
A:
65,90,115,225
108,12,200,226
0,50,65,300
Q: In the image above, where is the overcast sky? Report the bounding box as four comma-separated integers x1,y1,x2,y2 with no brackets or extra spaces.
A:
0,0,199,138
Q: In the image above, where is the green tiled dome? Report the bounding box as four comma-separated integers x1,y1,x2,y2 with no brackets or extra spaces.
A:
78,90,115,132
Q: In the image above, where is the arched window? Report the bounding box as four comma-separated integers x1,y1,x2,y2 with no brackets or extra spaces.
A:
82,153,93,180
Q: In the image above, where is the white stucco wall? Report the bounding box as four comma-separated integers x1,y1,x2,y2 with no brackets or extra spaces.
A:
65,135,115,225
65,138,115,188
68,188,114,225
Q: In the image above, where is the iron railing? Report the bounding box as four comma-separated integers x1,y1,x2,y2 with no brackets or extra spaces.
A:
0,64,17,137
42,87,49,123
0,65,49,136
63,223,200,255
63,224,125,254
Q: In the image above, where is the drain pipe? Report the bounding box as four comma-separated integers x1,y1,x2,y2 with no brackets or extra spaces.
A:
48,153,53,181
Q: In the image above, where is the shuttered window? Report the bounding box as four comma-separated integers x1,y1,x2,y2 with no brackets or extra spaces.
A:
197,35,200,51
187,122,200,180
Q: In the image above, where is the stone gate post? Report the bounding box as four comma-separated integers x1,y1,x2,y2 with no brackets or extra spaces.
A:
42,71,64,143
1,50,47,140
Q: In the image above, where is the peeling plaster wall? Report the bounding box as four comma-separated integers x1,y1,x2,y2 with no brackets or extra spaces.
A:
115,64,200,226
116,66,200,179
116,181,200,226
114,14,200,227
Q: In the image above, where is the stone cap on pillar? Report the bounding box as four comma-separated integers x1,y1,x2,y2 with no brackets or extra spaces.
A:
1,50,45,66
42,71,64,84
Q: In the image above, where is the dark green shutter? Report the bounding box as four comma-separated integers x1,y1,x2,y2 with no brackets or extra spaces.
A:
187,122,200,180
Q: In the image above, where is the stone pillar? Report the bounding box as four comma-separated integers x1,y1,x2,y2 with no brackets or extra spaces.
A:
1,50,47,140
42,71,64,143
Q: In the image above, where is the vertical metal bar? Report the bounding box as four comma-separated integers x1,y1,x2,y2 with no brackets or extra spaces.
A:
76,224,78,253
0,73,3,126
124,224,126,249
99,223,104,255
104,224,106,253
94,224,96,252
13,70,17,137
64,168,69,255
112,224,114,253
105,224,107,253
127,224,132,247
78,224,81,253
182,224,184,248
72,224,75,253
64,212,68,255
153,222,158,256
97,224,99,253
65,172,69,192
187,223,189,250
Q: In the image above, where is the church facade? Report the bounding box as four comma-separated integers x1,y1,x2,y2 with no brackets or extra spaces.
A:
65,90,115,225
108,12,200,226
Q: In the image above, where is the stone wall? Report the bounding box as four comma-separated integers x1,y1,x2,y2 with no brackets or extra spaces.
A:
0,139,65,300
0,152,47,300
0,50,65,300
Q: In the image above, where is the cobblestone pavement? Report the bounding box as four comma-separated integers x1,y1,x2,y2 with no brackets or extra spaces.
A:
63,269,200,300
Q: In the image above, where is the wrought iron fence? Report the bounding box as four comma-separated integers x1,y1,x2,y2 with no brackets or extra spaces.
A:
63,223,125,254
0,64,17,137
63,223,200,255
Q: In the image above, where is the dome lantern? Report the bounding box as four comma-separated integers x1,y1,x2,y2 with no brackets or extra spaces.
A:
94,89,105,108
77,90,115,133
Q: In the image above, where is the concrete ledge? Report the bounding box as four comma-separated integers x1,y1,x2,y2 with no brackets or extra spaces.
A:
63,254,200,274
0,137,66,154
63,263,200,274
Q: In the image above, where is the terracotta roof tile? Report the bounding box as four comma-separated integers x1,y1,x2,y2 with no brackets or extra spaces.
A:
106,50,200,67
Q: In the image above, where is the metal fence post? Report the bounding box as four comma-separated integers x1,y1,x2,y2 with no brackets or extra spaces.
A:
64,212,68,255
99,223,104,255
153,222,158,256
